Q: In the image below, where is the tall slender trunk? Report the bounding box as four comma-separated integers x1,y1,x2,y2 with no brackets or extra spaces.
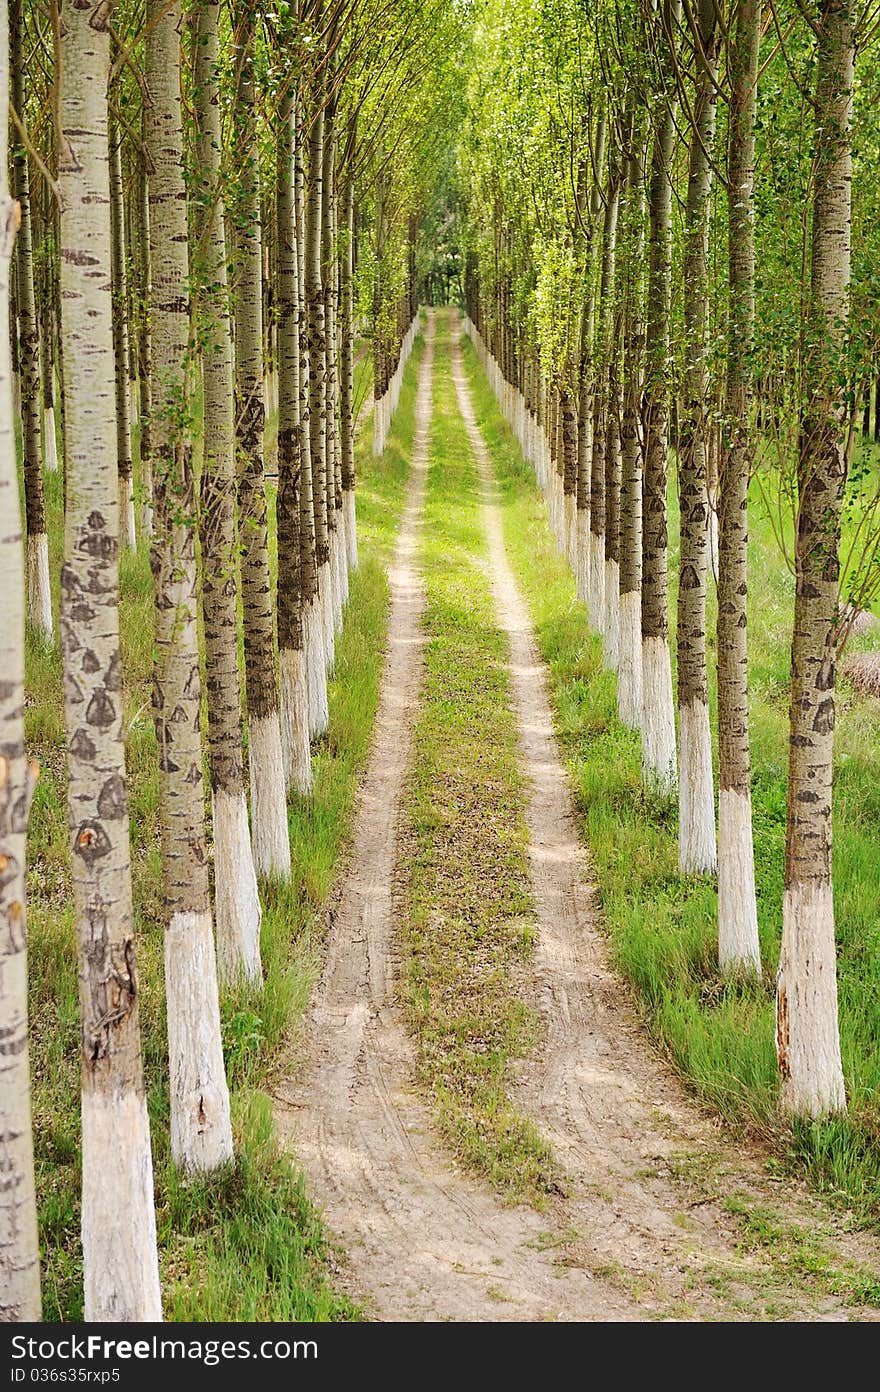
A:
136,152,153,537
0,0,40,1319
575,119,606,609
11,0,51,641
34,192,59,475
192,0,262,983
322,92,343,635
640,0,681,793
233,2,290,881
590,152,621,640
597,150,622,667
677,0,719,875
718,0,761,972
109,109,135,551
296,96,326,739
776,0,852,1116
306,84,331,680
277,83,311,796
340,175,358,568
58,0,162,1318
618,116,647,729
145,0,233,1172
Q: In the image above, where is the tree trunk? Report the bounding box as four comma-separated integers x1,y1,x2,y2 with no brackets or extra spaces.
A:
296,96,327,739
109,110,135,551
640,0,680,794
277,81,312,797
677,0,719,875
11,0,51,641
617,121,646,729
575,120,605,609
306,82,332,685
192,0,262,983
136,153,153,538
58,0,162,1318
718,0,761,972
322,91,345,636
233,1,290,881
598,151,623,668
0,0,41,1318
590,154,621,642
145,0,233,1172
776,0,852,1117
340,175,358,568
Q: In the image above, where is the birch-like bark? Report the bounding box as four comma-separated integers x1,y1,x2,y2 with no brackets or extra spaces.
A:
58,0,162,1318
0,0,40,1318
192,0,262,983
277,81,311,796
591,150,621,641
776,0,851,1116
718,0,761,972
677,0,719,876
640,0,680,794
339,176,358,568
136,154,153,537
109,110,135,551
321,92,343,634
618,118,646,729
145,0,233,1171
296,97,326,737
576,120,606,609
306,83,331,673
233,1,290,881
11,0,51,641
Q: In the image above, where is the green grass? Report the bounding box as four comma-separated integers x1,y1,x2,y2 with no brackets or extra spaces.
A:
396,316,555,1202
26,336,416,1320
460,331,880,1226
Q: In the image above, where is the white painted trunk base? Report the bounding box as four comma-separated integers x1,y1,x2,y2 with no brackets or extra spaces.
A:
165,909,234,1173
677,699,716,875
279,645,313,796
564,492,577,573
717,787,761,974
617,589,642,729
305,598,329,738
320,563,336,674
81,1089,162,1321
603,558,619,671
330,527,344,633
43,406,58,472
247,712,291,880
641,635,677,793
27,533,52,640
777,880,846,1117
337,509,350,610
575,510,590,605
344,488,359,570
212,786,262,986
119,476,136,550
589,531,605,635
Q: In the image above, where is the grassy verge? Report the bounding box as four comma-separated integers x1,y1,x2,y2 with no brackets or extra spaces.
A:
396,315,555,1202
460,332,880,1227
26,336,417,1320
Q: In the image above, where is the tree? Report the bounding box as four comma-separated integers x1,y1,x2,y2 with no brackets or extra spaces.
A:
717,0,761,972
145,0,233,1171
776,0,853,1116
640,0,680,793
57,0,162,1318
192,0,262,982
233,2,291,881
0,0,40,1320
677,0,719,875
11,0,51,642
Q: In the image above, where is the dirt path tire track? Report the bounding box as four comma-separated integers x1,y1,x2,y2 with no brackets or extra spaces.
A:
275,309,639,1321
275,309,880,1322
449,313,880,1320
